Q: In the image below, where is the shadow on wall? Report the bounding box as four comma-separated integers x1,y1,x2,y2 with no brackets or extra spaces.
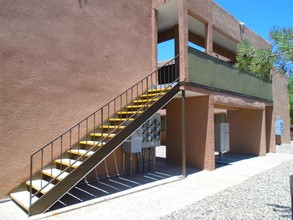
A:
79,0,88,8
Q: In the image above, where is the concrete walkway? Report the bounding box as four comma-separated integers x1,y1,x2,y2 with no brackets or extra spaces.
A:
1,152,293,220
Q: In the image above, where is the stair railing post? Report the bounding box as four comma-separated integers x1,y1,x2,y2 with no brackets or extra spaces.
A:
29,155,33,208
101,108,103,147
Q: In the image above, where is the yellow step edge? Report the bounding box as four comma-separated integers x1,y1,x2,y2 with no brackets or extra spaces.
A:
10,191,38,211
148,87,171,93
117,111,143,115
42,168,69,181
109,118,135,122
140,92,165,98
68,149,95,157
79,141,106,146
55,158,82,169
26,179,55,194
133,98,158,103
127,104,152,109
100,125,126,129
90,133,116,138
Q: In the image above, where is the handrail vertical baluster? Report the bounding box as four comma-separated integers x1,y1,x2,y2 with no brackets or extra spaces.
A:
120,95,122,112
136,84,138,104
78,124,80,157
164,63,166,88
51,142,53,178
69,129,72,152
147,77,149,100
131,87,133,106
86,118,88,152
41,149,43,189
93,113,96,136
29,155,33,208
60,136,63,164
101,108,103,147
107,103,110,130
114,99,116,119
167,61,170,86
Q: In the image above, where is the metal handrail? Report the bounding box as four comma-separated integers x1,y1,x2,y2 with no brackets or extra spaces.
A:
29,55,180,207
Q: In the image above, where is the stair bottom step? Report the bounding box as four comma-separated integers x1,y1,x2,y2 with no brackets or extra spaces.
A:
10,191,38,211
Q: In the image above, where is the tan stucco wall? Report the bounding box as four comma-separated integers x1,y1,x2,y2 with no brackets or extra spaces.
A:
211,2,270,49
187,0,213,23
227,108,266,156
272,73,291,143
166,95,215,170
0,0,152,198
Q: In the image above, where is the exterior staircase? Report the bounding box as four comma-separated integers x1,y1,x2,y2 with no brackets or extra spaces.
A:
10,58,179,216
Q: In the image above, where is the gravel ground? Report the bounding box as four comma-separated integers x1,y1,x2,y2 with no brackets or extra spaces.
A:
160,144,293,220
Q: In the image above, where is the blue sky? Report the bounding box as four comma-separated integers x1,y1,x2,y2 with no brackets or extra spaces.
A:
158,0,293,61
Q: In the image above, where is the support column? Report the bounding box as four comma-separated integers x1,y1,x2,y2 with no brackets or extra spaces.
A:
181,90,186,177
205,22,213,55
166,95,215,170
178,0,189,82
265,106,276,152
151,8,158,72
174,26,180,79
174,25,179,56
227,108,266,156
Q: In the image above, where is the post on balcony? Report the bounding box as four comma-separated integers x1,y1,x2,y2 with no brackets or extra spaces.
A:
205,22,213,55
152,8,158,72
178,0,189,82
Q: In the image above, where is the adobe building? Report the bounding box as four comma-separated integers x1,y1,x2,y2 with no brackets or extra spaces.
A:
0,0,290,216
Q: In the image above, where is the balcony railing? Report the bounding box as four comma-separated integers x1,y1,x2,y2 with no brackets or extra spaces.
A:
188,47,273,101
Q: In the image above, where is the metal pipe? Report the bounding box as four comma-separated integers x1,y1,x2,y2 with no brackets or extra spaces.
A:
29,156,33,208
289,175,293,218
129,154,132,176
181,89,186,178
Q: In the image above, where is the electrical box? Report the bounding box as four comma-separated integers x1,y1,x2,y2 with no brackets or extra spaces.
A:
122,130,143,153
275,119,284,135
215,123,229,153
141,113,161,148
122,113,161,153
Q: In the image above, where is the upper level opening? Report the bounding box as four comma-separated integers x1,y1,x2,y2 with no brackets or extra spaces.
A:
155,0,262,65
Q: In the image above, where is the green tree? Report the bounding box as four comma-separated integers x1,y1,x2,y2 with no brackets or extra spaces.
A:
236,27,293,123
235,27,293,80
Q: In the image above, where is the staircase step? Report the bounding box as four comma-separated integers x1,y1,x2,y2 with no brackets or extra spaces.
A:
79,141,106,146
133,99,158,104
99,125,126,129
55,158,82,169
26,179,55,194
127,104,152,109
68,149,95,157
10,191,39,211
140,92,165,98
42,168,69,181
148,87,171,93
117,111,143,115
90,133,116,138
109,118,135,122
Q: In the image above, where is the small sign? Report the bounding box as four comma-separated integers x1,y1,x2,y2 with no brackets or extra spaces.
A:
275,119,284,135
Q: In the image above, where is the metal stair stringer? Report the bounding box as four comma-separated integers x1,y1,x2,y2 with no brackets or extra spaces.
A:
28,83,180,216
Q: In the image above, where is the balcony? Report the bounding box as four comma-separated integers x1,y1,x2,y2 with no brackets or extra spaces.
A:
188,47,273,101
